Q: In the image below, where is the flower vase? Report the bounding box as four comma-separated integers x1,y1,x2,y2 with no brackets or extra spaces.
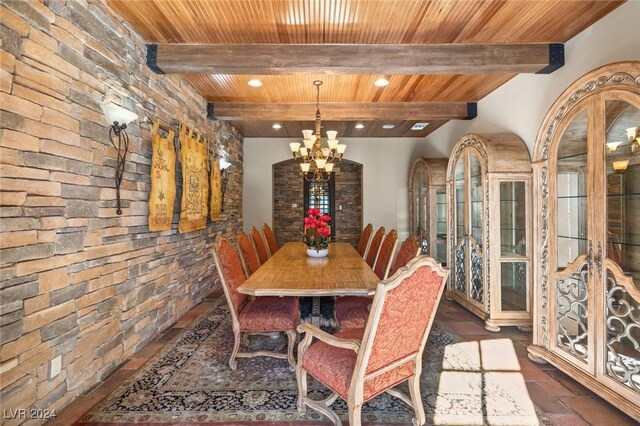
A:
307,248,329,258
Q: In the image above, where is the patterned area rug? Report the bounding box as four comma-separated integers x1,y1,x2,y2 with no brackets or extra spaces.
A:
81,299,541,424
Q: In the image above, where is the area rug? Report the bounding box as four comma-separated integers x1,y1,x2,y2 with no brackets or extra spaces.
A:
80,299,542,425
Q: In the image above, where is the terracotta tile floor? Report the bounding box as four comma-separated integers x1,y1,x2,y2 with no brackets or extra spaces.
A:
50,292,637,426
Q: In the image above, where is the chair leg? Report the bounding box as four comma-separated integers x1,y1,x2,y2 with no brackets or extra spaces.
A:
285,329,296,371
348,403,362,426
229,330,241,371
295,362,308,414
409,375,425,426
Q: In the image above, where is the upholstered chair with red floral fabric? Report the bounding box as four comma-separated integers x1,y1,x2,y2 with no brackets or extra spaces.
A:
236,229,261,277
213,237,299,371
364,226,385,268
388,235,421,278
262,223,278,256
296,256,448,426
250,226,270,264
335,229,399,330
355,223,373,258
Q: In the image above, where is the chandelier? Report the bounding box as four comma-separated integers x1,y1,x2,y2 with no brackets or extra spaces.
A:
288,80,346,182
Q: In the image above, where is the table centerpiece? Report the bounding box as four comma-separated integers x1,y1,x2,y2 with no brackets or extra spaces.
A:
303,208,331,258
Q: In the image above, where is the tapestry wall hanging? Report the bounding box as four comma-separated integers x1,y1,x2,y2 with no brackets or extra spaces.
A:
148,121,176,232
210,156,222,221
178,124,208,233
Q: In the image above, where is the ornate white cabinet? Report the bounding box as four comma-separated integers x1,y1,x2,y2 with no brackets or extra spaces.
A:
408,158,448,264
527,62,640,420
446,134,533,332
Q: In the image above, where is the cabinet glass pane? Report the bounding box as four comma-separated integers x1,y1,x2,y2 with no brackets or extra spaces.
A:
412,176,419,236
420,169,429,250
435,190,447,265
455,159,465,244
500,181,527,256
605,100,640,289
501,262,527,311
469,152,483,248
556,108,589,269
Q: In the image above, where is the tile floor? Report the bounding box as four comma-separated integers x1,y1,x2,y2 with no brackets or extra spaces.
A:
49,292,637,426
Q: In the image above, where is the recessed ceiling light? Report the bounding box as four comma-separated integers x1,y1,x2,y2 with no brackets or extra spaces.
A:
382,124,395,129
374,78,389,87
411,123,429,130
248,79,263,87
355,123,365,129
272,123,282,129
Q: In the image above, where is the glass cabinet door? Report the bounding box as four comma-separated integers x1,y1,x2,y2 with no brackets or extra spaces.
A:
553,107,591,365
602,98,640,394
499,181,528,312
469,152,484,304
435,190,447,265
454,157,466,294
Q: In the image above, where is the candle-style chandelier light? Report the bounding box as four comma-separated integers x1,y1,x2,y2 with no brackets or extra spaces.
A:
288,80,347,182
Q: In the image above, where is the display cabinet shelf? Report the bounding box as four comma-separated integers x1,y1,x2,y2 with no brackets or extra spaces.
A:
528,62,640,420
409,158,449,265
446,133,533,332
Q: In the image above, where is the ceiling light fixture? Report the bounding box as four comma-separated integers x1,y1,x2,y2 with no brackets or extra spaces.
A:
248,79,263,87
382,124,395,129
272,123,282,129
355,123,365,129
374,78,389,87
288,80,346,182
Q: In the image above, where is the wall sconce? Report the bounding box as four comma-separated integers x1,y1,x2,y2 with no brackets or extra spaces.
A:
220,158,231,212
100,99,138,215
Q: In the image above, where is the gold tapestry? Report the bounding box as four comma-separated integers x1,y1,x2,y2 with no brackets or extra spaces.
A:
148,121,176,231
178,124,208,233
210,157,222,221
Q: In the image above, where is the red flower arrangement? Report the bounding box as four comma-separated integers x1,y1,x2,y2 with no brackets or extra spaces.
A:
303,208,331,251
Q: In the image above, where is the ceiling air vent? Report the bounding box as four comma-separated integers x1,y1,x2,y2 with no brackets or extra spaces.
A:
411,123,429,131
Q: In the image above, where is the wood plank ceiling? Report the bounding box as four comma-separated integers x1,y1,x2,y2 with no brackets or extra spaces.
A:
109,0,624,138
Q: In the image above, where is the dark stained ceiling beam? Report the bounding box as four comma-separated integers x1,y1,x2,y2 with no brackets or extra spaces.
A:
146,43,564,75
209,102,476,121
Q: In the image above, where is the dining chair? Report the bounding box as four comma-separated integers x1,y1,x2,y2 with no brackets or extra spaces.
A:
213,237,298,371
236,229,261,277
388,235,421,278
250,226,270,264
355,223,373,258
296,256,449,426
262,223,278,256
364,226,385,268
335,229,398,330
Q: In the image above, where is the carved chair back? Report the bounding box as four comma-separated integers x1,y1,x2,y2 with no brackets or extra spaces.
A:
262,223,278,256
353,256,449,393
365,226,386,268
356,223,373,257
250,226,270,264
212,237,248,318
373,229,398,280
388,235,421,278
236,229,261,277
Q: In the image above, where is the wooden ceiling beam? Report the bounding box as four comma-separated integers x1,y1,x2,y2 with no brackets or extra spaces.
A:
146,43,563,75
209,102,476,121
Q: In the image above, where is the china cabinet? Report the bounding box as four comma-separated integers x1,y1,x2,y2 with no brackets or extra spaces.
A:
527,62,640,420
408,158,448,264
446,134,532,332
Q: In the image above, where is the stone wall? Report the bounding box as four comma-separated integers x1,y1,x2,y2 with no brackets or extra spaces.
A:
0,0,243,420
272,159,362,246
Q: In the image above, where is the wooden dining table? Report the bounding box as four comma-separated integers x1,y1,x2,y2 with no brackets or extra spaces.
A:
237,242,379,297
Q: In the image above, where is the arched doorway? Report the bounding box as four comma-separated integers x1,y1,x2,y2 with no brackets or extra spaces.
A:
272,159,363,246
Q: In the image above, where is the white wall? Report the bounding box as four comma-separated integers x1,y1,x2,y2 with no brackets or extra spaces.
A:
244,1,640,238
243,137,433,239
420,1,640,157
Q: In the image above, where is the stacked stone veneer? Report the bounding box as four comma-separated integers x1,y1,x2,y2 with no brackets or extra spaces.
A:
273,159,362,246
0,0,243,420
